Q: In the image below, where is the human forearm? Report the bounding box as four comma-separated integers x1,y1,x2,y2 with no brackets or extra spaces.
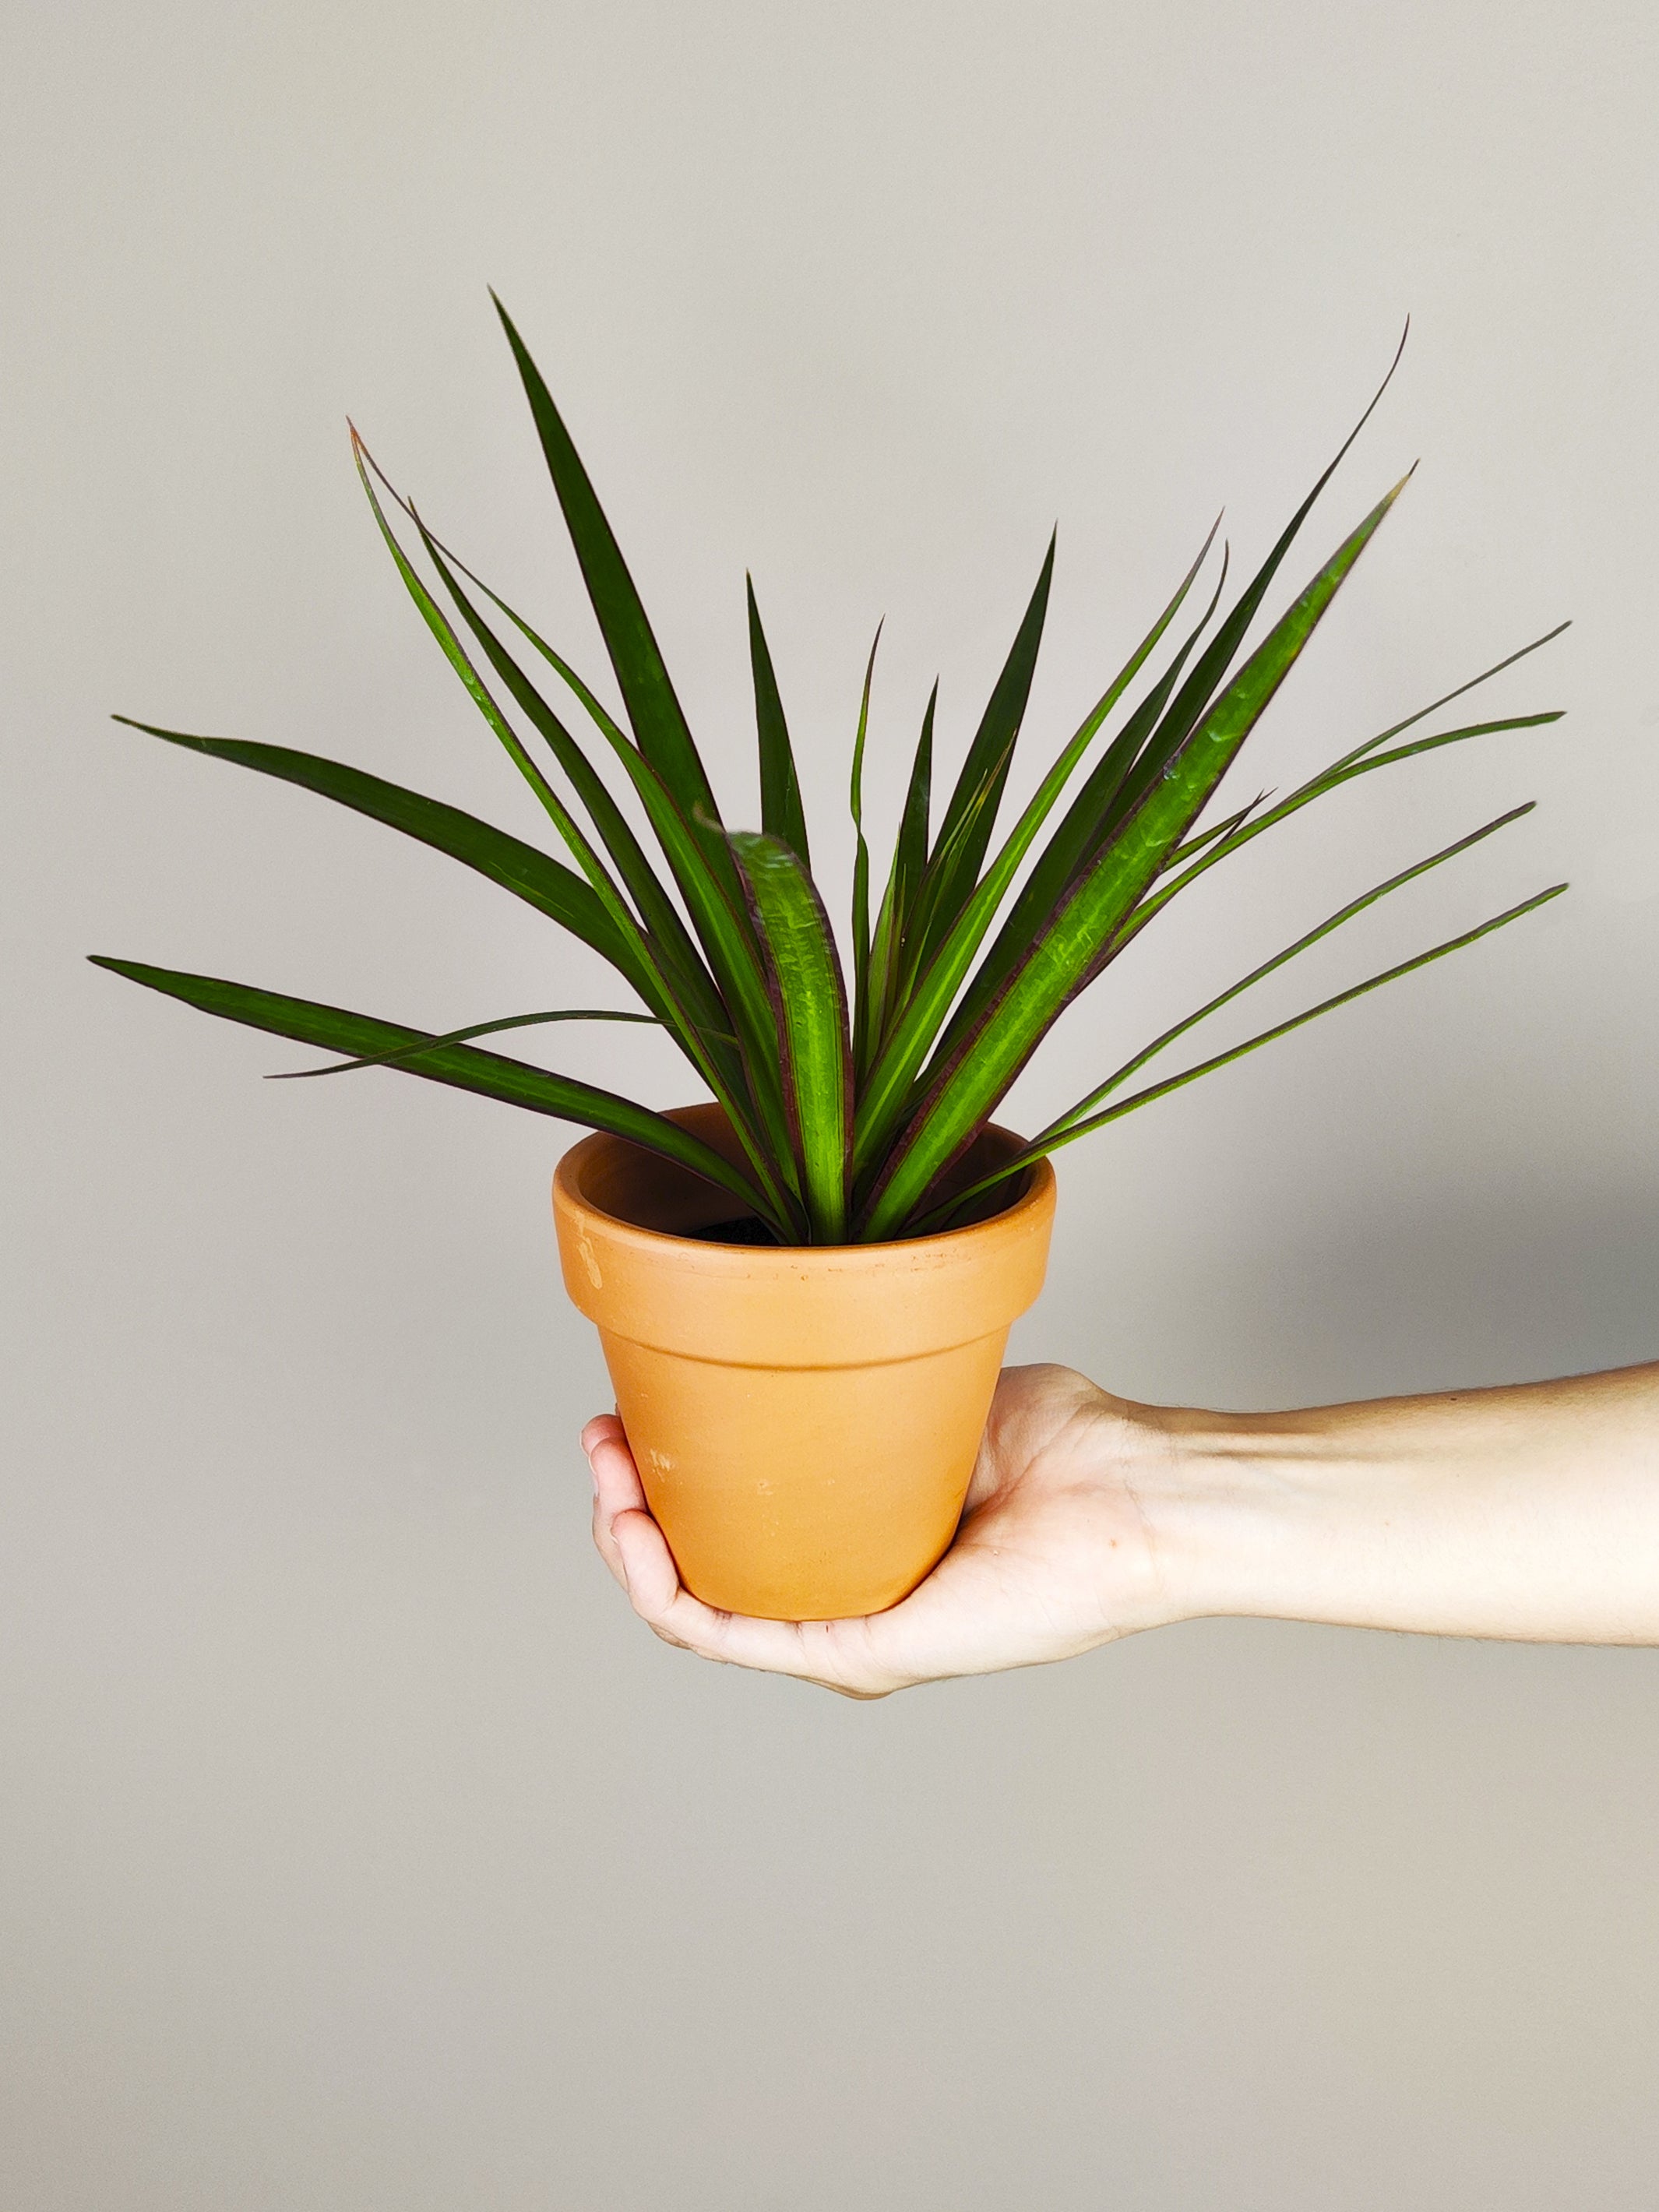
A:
1146,1361,1659,1644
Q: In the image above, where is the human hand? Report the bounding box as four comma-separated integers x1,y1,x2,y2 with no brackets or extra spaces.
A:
582,1362,1192,1697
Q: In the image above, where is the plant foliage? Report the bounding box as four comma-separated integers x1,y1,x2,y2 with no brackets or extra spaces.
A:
95,309,1568,1244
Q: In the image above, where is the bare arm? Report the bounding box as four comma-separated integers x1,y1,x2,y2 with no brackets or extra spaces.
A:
582,1358,1659,1696
1161,1359,1659,1644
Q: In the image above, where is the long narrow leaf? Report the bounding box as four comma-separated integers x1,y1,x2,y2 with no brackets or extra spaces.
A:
407,509,775,1143
891,680,936,938
1160,790,1272,871
748,576,810,864
1315,619,1569,778
407,500,727,1028
914,882,1566,1228
1041,801,1537,1141
1125,622,1571,929
109,717,642,984
860,474,1411,1238
848,623,882,1081
852,516,1220,1178
915,534,1055,963
89,958,778,1223
409,505,747,1006
491,296,746,911
374,483,798,1193
893,734,1016,999
728,834,853,1242
1125,707,1564,945
269,1006,660,1080
354,442,799,1226
865,680,938,1055
935,535,1232,1055
351,434,657,974
1092,327,1411,847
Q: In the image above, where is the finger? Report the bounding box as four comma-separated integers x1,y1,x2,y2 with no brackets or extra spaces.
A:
580,1411,624,1456
589,1426,644,1505
587,1425,647,1590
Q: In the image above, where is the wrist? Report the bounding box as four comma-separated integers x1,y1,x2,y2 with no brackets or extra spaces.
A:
1111,1397,1379,1631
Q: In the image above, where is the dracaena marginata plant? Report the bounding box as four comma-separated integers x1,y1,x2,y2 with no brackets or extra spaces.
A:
94,308,1568,1245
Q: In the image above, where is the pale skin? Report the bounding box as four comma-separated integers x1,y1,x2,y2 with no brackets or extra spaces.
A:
582,1358,1659,1698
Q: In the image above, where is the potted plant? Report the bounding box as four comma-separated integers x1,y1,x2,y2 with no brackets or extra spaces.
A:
94,305,1566,1620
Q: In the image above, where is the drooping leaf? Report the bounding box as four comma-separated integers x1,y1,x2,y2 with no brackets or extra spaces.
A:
269,1006,660,1080
748,576,810,865
727,833,853,1242
89,958,778,1223
111,717,643,987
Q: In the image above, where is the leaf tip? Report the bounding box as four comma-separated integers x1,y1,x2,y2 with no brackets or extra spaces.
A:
1384,461,1420,505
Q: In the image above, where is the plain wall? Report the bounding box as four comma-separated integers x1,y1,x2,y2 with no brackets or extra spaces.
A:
4,1,1657,2205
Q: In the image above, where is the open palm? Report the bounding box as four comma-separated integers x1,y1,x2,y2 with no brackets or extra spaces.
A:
583,1363,1180,1697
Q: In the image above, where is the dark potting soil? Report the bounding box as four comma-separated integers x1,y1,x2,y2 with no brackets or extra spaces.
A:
685,1215,784,1247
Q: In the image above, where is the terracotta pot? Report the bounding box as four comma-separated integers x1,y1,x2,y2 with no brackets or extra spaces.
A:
552,1104,1055,1621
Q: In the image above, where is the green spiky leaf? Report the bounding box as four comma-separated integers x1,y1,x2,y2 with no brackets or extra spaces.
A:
914,534,1055,965
111,717,641,983
728,833,852,1242
860,471,1413,1238
101,315,1570,1251
748,576,810,865
90,958,774,1220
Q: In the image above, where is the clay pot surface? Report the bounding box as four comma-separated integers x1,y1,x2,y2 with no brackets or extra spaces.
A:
553,1104,1056,1620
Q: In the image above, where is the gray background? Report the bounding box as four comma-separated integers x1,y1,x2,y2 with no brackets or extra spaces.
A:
5,0,1658,2204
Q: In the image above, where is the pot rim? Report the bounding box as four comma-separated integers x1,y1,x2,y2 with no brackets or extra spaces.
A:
553,1111,1055,1274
